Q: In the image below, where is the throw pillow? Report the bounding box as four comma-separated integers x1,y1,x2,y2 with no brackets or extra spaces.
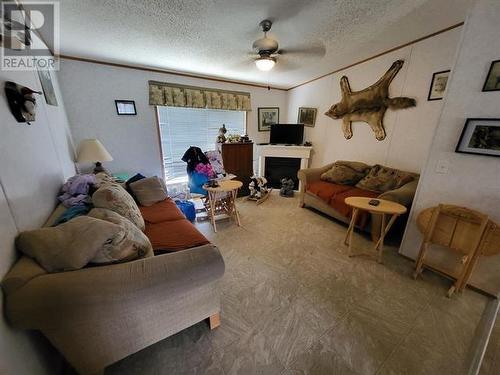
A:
88,208,153,263
129,176,168,207
94,172,116,188
355,164,415,193
16,216,121,273
92,183,145,230
321,160,371,185
125,173,146,201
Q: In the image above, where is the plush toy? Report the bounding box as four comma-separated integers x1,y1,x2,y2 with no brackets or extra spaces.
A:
249,176,269,199
226,133,241,143
280,178,295,197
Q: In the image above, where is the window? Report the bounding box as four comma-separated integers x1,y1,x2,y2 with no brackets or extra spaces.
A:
157,106,246,182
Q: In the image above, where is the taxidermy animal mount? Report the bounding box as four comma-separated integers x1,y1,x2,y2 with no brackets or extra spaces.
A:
325,60,416,141
4,81,41,124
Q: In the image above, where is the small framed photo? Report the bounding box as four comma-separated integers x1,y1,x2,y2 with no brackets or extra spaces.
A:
427,70,450,101
258,107,279,131
115,100,137,115
455,118,500,157
482,60,500,92
297,107,317,127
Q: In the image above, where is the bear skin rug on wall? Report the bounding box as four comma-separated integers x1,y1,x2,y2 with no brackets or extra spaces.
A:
325,60,416,141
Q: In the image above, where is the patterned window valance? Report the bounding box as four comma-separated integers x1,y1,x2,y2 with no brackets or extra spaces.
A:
148,81,252,111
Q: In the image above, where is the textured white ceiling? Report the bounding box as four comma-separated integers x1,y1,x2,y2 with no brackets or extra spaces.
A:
45,0,471,88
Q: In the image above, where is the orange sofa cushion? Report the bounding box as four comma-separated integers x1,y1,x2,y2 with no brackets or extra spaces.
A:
306,181,352,203
145,219,210,253
139,198,185,224
330,187,379,218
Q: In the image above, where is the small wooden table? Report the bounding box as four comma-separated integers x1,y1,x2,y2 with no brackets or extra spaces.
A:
204,180,243,232
344,197,407,263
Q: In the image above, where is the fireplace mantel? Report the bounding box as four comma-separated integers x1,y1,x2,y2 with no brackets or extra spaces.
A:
257,145,313,191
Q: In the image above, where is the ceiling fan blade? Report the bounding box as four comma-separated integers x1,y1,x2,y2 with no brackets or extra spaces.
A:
273,55,299,72
278,44,326,58
232,58,256,70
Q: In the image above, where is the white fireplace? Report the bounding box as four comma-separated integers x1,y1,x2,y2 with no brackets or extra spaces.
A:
256,145,313,191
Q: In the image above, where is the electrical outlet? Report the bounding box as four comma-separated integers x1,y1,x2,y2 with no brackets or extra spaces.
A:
435,160,449,174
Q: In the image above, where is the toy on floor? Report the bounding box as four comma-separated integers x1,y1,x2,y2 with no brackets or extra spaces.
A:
248,176,271,204
280,178,295,197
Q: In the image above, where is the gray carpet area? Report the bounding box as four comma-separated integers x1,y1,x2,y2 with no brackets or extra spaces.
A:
107,193,489,375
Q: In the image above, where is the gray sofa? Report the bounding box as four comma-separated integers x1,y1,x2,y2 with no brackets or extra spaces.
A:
2,211,225,374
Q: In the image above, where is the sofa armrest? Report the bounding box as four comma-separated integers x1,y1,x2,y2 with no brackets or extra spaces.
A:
5,244,225,329
297,163,334,188
378,179,419,207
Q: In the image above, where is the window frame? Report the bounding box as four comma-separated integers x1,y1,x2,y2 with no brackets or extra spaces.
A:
155,106,248,182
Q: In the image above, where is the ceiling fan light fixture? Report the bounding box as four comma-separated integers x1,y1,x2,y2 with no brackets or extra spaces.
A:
255,56,276,71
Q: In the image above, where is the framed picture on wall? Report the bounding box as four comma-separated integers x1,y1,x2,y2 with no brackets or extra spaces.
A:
297,107,317,127
427,70,450,101
482,60,500,92
258,107,279,131
455,118,500,157
37,68,58,106
115,100,137,115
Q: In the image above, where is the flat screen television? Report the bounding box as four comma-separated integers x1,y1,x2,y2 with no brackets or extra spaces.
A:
270,124,304,145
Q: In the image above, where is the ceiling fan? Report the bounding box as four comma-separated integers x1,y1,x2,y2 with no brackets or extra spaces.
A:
250,19,325,72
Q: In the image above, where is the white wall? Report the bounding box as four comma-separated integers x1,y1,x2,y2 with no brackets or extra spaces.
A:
0,68,75,373
400,0,500,295
286,27,462,173
58,59,288,178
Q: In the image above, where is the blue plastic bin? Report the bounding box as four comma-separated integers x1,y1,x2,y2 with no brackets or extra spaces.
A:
175,200,196,222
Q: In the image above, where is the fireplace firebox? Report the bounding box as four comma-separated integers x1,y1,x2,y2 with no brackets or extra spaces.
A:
264,157,301,190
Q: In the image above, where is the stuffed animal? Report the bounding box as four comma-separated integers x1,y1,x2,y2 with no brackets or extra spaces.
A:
280,178,295,197
249,176,269,199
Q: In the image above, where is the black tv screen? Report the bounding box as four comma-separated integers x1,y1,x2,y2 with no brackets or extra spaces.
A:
270,124,304,145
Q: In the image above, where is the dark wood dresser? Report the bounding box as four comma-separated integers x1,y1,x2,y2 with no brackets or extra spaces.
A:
221,142,253,196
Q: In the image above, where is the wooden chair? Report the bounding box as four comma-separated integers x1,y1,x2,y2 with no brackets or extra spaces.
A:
413,204,489,297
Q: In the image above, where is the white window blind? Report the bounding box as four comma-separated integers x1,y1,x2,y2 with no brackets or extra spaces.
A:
157,106,246,181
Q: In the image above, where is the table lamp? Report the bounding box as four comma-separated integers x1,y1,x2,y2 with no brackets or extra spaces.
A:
76,139,113,174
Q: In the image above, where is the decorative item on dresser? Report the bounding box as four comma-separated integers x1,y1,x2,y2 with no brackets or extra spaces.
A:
221,142,253,196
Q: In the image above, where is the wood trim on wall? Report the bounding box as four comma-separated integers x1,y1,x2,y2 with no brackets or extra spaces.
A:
153,107,166,180
286,22,464,91
59,22,463,93
59,55,287,91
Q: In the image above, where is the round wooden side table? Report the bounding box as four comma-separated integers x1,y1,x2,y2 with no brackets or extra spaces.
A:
344,197,407,263
203,180,243,232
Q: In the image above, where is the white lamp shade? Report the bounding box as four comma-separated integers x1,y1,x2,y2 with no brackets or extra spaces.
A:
76,139,113,163
255,57,276,71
